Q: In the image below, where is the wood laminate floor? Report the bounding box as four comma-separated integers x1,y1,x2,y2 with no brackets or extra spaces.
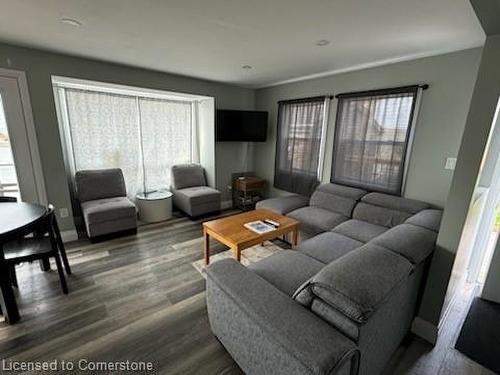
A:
0,212,494,374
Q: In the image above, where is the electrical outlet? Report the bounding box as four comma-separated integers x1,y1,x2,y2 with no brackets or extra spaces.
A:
445,157,457,170
59,207,69,218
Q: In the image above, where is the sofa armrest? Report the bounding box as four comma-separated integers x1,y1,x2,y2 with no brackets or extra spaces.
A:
206,259,359,375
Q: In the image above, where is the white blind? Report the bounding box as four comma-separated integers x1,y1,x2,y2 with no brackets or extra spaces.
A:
57,86,197,198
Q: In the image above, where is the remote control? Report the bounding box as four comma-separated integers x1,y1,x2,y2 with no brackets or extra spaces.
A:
264,219,280,227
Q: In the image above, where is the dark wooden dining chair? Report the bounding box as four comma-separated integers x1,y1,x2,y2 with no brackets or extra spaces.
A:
0,198,71,275
3,205,69,294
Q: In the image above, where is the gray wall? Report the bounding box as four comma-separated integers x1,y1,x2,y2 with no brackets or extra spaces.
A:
419,34,500,325
0,43,254,230
254,48,482,208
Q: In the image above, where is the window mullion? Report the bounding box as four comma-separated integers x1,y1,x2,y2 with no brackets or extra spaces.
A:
136,96,146,194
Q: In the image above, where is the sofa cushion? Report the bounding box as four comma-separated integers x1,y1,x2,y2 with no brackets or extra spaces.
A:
311,298,360,341
81,197,136,224
310,183,366,217
353,193,431,228
294,244,413,323
362,193,431,213
255,194,309,215
372,223,437,264
287,206,348,236
171,163,206,189
249,251,324,296
332,219,388,243
174,186,221,206
297,232,363,264
405,209,443,232
75,168,126,202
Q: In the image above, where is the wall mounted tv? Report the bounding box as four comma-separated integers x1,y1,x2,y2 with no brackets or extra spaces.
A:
216,110,268,142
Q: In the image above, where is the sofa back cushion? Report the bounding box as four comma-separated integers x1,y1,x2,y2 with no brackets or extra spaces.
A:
309,183,366,217
294,244,413,324
171,163,207,189
405,209,443,232
353,192,430,228
75,168,126,202
372,223,437,264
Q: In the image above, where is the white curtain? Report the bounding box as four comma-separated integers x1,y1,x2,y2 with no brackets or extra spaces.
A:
139,97,193,192
59,87,197,199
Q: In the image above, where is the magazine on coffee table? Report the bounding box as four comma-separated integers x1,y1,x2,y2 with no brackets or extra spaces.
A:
244,220,275,234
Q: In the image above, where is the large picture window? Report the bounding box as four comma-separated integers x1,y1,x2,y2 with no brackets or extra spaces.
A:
331,86,420,195
274,96,329,196
54,79,202,199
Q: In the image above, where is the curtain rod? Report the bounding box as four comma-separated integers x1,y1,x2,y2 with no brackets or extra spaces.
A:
335,84,429,99
278,95,334,104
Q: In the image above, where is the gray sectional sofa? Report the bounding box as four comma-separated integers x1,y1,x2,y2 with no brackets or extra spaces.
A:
206,183,442,375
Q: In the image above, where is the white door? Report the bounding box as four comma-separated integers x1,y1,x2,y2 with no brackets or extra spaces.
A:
0,70,46,204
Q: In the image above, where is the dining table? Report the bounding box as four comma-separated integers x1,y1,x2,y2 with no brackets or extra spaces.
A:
0,202,47,324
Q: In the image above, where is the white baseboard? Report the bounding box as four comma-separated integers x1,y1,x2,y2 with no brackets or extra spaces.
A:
60,229,78,243
411,316,438,344
221,200,233,210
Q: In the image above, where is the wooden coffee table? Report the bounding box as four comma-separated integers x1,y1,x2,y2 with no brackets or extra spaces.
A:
202,208,299,265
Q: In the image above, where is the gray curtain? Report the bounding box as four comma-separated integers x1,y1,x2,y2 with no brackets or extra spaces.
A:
331,87,418,195
274,97,327,196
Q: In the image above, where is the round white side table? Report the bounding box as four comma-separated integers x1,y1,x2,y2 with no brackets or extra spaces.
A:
136,190,173,223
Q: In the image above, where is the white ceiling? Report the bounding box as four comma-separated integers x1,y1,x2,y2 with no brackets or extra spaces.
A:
0,0,485,88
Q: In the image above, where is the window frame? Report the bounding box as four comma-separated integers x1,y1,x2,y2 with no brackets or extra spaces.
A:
273,95,330,195
330,85,423,195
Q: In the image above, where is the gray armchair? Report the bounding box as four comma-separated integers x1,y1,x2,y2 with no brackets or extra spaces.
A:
75,168,137,240
171,164,221,217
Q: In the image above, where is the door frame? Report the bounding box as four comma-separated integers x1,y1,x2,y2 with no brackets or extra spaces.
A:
0,68,47,204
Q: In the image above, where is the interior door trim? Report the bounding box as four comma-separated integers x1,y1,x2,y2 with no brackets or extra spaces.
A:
0,67,47,205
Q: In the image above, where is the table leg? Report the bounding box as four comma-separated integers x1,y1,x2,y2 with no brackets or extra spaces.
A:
233,246,241,262
0,246,20,324
292,227,299,247
204,228,210,265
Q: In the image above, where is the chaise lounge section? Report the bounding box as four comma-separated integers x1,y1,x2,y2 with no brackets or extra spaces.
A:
206,183,442,375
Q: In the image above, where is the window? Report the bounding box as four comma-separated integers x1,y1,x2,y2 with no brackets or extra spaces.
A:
54,78,206,199
274,96,329,196
331,86,420,195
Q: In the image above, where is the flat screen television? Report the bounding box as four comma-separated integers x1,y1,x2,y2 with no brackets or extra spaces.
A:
216,110,268,142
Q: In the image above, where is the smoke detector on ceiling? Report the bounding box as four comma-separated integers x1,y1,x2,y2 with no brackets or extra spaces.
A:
60,17,82,27
315,40,331,46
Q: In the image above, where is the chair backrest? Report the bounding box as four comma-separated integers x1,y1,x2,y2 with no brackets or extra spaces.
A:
171,164,207,190
75,168,127,202
0,196,17,202
30,204,56,238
